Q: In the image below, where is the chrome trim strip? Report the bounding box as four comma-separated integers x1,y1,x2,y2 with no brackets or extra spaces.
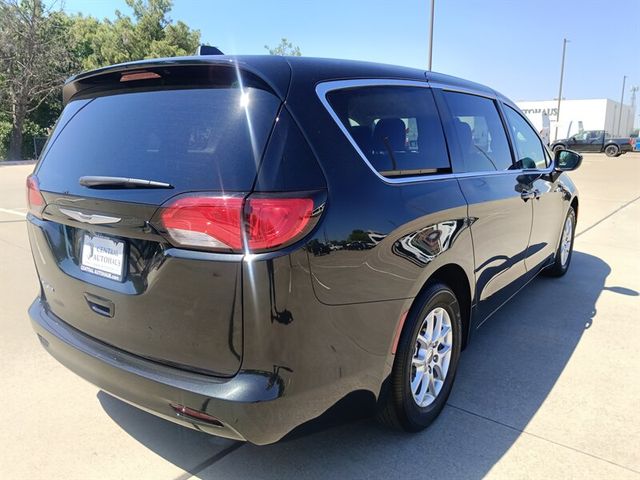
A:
428,82,497,99
315,79,554,184
59,208,122,225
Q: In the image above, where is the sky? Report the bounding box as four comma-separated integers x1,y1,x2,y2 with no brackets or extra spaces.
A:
64,0,639,108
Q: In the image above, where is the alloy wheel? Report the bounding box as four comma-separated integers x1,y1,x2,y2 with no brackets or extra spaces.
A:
560,214,573,266
410,307,453,407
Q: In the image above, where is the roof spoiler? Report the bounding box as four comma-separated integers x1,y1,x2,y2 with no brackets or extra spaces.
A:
61,56,291,105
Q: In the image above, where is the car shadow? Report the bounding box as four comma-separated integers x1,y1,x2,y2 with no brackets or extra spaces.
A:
99,250,627,478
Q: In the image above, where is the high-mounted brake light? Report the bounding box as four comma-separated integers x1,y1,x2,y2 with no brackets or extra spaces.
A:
120,71,162,82
158,194,317,253
26,175,45,218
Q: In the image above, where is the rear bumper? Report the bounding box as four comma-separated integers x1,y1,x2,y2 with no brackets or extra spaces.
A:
29,298,297,445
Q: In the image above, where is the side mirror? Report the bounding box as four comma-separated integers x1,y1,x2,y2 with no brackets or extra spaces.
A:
554,149,583,172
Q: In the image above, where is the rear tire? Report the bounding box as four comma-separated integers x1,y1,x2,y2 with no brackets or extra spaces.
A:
377,283,462,431
553,144,565,153
605,144,619,157
544,207,576,277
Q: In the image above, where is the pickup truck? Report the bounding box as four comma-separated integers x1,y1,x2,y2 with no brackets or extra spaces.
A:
551,130,633,157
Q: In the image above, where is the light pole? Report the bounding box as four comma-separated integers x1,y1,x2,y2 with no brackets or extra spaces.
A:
427,0,435,70
616,75,627,136
554,38,569,141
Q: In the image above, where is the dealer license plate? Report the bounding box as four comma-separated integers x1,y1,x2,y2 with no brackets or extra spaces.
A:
80,233,126,282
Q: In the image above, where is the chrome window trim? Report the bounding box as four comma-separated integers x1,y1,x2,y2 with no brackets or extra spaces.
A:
428,82,497,100
315,79,554,185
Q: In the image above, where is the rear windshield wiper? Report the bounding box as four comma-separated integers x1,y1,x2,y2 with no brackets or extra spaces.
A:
79,176,173,189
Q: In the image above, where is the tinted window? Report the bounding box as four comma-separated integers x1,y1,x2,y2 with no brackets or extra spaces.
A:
442,92,513,172
254,108,326,192
504,105,548,169
326,86,450,178
38,87,281,199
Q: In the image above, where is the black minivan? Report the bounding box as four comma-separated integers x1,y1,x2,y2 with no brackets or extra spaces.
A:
27,55,581,445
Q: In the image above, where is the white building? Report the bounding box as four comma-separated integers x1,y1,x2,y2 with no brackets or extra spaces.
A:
516,98,635,142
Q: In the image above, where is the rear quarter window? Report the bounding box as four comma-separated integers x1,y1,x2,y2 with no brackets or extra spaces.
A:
325,86,450,179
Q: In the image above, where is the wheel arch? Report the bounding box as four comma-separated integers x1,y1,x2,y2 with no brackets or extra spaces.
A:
428,264,472,350
397,264,472,352
571,195,579,221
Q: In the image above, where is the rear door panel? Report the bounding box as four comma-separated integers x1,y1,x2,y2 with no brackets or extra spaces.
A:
457,174,533,319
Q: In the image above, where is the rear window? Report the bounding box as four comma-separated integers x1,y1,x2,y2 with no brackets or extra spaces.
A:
37,86,281,199
326,86,450,178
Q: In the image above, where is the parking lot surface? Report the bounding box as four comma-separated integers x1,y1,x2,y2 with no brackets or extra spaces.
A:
1,153,639,479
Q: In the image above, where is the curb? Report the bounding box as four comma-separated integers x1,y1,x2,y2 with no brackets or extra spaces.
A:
0,160,37,166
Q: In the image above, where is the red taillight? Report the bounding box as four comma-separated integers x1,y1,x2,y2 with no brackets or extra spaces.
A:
246,198,314,250
26,175,45,218
160,196,244,251
158,194,317,253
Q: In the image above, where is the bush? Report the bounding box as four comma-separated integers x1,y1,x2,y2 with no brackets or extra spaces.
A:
0,119,12,160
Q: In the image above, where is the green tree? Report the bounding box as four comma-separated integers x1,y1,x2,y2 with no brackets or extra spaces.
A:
347,230,370,243
69,0,200,71
0,0,201,159
0,0,76,159
264,38,301,56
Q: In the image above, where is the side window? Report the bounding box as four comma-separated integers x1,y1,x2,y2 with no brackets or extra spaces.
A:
503,105,548,169
326,86,450,178
441,91,513,172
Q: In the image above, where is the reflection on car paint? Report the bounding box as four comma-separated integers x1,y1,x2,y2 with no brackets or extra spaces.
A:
392,219,467,267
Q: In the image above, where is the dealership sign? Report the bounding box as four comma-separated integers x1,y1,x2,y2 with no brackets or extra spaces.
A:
520,107,559,117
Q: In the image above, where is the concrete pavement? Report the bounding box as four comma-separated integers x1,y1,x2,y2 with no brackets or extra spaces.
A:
1,153,639,479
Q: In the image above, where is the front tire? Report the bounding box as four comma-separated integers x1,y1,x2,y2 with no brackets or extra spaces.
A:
377,283,462,431
544,207,576,277
605,144,619,157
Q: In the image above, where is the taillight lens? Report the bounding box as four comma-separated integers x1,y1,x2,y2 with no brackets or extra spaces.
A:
160,196,244,251
26,175,46,218
158,194,319,253
246,198,314,250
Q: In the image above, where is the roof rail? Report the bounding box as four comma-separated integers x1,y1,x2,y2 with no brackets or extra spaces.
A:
195,45,224,56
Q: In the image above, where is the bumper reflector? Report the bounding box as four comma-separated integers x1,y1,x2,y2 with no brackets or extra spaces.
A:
170,403,224,427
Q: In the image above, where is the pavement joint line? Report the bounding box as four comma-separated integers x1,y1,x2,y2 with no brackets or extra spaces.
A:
0,207,26,217
446,403,640,475
171,442,244,480
0,235,30,251
575,194,640,239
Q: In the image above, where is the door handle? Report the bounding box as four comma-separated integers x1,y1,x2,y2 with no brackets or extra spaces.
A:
520,190,535,201
520,189,541,201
